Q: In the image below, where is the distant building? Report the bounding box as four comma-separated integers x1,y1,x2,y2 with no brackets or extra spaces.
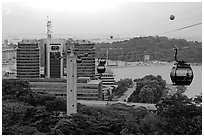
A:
44,39,66,78
16,39,40,78
4,39,9,46
144,54,150,62
77,77,102,100
96,67,117,100
30,78,67,99
96,67,115,87
74,40,96,78
29,77,102,101
2,48,16,63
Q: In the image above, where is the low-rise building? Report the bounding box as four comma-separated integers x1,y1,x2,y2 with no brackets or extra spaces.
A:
96,67,117,100
77,77,102,100
2,47,16,64
28,77,102,100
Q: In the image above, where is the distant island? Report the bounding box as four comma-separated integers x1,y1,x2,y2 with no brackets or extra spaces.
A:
95,36,202,63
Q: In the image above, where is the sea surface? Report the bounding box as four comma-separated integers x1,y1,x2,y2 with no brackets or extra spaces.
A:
110,63,202,98
2,62,202,98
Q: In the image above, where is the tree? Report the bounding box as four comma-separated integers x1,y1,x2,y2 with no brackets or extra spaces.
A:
156,94,202,135
139,85,154,103
45,99,67,112
2,79,32,99
128,75,166,103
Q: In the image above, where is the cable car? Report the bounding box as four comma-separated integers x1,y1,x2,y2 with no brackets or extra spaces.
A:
170,48,193,86
97,64,106,73
67,49,71,54
99,58,106,65
76,58,82,63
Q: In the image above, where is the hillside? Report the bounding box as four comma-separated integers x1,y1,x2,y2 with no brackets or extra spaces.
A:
95,36,202,63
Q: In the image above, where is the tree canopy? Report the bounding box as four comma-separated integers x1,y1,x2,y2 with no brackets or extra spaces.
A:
128,75,167,103
2,79,202,135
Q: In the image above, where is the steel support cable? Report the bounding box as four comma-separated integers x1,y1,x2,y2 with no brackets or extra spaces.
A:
114,6,202,38
93,7,201,39
157,22,202,35
115,14,202,40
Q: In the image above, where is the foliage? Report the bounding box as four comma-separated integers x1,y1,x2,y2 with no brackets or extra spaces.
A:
193,94,202,106
128,75,166,103
95,36,202,63
112,78,133,98
45,99,67,112
2,79,32,101
139,85,155,103
2,79,64,135
156,94,202,135
2,78,202,135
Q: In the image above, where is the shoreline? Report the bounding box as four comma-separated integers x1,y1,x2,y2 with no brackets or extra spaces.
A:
108,63,202,69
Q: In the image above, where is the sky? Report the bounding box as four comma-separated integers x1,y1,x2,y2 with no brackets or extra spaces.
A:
2,0,202,42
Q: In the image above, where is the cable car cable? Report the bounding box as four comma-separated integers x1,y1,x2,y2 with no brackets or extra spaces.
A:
156,22,202,35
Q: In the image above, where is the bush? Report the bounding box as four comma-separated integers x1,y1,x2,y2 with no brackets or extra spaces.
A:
128,75,166,103
2,79,32,99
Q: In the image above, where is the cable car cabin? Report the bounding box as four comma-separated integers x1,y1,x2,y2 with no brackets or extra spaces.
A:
170,62,193,86
97,65,106,74
99,59,106,65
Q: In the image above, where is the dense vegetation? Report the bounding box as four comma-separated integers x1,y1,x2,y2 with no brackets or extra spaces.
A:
2,79,202,135
128,75,167,103
95,36,202,63
112,78,133,98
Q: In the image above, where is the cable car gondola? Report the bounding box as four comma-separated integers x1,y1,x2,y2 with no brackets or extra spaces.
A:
97,64,106,74
170,48,193,86
97,58,106,74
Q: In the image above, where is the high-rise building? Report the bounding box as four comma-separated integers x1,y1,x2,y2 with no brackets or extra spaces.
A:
16,40,40,78
74,40,96,78
44,39,65,78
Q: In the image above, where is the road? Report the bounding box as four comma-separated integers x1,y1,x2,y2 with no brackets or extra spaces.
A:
117,83,136,102
78,83,157,111
77,100,156,111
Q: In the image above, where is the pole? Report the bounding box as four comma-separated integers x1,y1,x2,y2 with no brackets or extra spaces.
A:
106,48,108,66
66,44,77,116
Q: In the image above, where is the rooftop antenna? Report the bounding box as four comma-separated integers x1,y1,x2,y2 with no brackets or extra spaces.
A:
47,16,52,39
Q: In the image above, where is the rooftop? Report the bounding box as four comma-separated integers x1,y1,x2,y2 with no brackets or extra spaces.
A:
18,39,39,44
88,79,101,85
74,40,94,45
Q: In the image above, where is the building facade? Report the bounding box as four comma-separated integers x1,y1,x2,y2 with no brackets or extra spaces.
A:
44,39,65,78
16,40,40,78
74,40,96,78
29,77,102,101
2,48,16,64
96,67,117,100
77,77,102,100
30,78,67,99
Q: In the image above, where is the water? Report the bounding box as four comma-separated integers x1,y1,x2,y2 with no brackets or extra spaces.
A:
111,63,202,98
2,63,202,98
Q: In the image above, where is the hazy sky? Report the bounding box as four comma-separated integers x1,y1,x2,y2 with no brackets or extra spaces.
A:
2,0,202,42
